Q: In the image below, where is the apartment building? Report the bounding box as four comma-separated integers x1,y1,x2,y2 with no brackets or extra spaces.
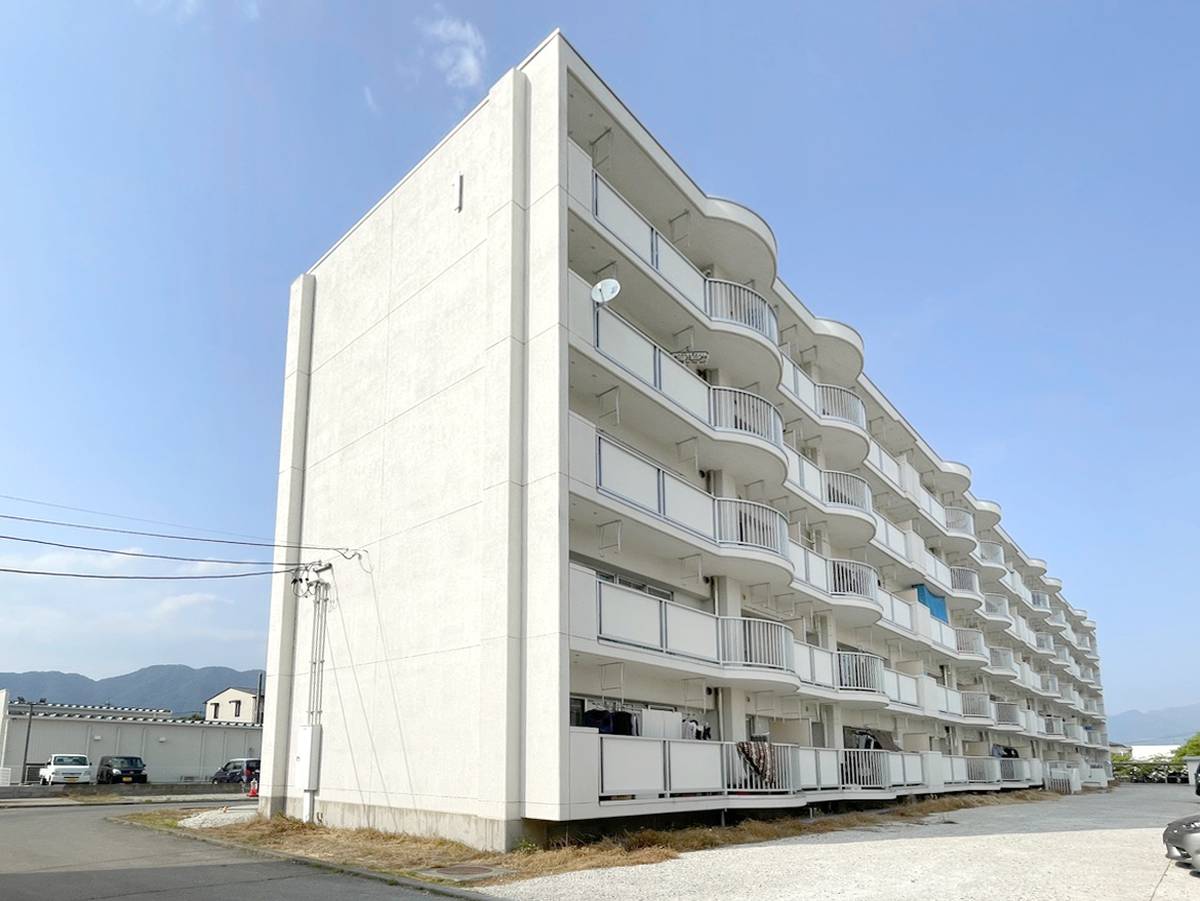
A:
258,31,1109,850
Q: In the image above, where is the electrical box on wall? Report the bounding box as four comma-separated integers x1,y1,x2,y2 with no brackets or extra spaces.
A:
294,724,322,792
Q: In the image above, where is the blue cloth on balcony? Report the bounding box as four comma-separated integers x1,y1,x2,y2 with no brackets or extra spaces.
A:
916,584,948,623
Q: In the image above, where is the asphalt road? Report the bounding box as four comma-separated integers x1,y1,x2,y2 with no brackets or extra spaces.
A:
0,802,443,900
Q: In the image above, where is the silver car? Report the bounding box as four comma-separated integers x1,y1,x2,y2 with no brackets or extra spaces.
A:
1163,814,1200,867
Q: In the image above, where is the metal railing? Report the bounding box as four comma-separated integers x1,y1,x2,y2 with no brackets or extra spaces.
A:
710,386,784,447
715,498,790,557
828,559,879,603
950,567,981,595
1035,632,1055,652
706,279,779,343
840,749,889,788
965,757,1002,783
719,618,796,671
720,742,797,793
1030,590,1051,610
945,507,975,537
821,470,872,513
1041,672,1060,695
816,384,867,429
955,628,987,657
837,651,886,692
961,691,993,718
995,702,1024,726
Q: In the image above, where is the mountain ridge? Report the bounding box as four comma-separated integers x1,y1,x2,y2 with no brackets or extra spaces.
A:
0,664,265,716
1109,701,1200,745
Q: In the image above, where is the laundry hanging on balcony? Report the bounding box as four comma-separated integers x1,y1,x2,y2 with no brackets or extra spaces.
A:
735,740,775,784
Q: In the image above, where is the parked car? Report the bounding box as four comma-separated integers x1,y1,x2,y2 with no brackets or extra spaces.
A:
211,758,259,784
95,755,148,784
39,754,92,785
1164,814,1200,868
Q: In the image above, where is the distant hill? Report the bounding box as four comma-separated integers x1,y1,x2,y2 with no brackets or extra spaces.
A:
1109,701,1200,745
0,665,264,716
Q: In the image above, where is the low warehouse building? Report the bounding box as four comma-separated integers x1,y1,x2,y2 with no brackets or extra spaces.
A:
0,690,260,784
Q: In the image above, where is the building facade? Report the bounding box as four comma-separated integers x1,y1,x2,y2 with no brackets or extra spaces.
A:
205,687,261,724
259,31,1109,850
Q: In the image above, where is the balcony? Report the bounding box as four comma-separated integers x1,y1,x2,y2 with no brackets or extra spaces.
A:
815,384,867,430
882,668,921,707
1000,759,1033,783
995,702,1024,727
1034,632,1056,655
950,566,982,599
988,647,1019,677
715,498,790,557
981,594,1013,629
1041,672,1060,696
1043,716,1065,737
821,470,873,515
978,541,1006,571
1029,590,1052,615
955,628,988,661
961,691,994,720
945,506,976,540
837,651,886,693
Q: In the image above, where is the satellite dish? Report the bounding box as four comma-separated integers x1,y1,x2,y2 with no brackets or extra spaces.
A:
590,278,621,305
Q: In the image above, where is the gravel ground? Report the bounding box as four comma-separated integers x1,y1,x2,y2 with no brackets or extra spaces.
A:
489,785,1200,901
178,804,260,828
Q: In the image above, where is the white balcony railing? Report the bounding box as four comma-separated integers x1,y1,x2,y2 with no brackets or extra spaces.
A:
961,691,993,719
718,617,796,671
945,507,975,538
955,628,987,658
1035,632,1055,652
1000,758,1032,782
710,386,784,447
828,559,879,603
837,651,886,692
1041,672,1060,695
1030,590,1052,611
966,757,1002,784
715,498,790,557
950,567,981,595
821,470,873,514
816,384,867,430
995,702,1024,726
706,279,780,343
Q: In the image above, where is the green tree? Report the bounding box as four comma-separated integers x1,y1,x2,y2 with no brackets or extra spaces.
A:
1171,732,1200,763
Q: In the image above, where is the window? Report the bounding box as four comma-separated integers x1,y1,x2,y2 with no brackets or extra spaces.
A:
211,703,220,719
232,700,242,717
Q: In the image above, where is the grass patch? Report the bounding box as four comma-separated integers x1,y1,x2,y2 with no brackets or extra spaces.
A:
119,789,1054,885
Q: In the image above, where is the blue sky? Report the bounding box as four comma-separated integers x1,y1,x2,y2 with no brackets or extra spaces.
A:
0,1,1194,715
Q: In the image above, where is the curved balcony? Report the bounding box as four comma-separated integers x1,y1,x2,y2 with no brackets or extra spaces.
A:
816,384,867,430
980,594,1013,631
828,559,879,605
706,279,779,344
715,498,789,557
955,627,989,663
1028,590,1052,617
718,617,795,671
948,566,983,610
710,386,784,447
1033,632,1057,657
822,470,873,514
945,507,976,540
837,651,886,694
977,541,1007,575
987,646,1019,679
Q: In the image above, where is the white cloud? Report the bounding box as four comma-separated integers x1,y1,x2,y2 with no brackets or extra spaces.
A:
363,85,380,116
133,0,260,23
239,0,260,21
419,7,486,90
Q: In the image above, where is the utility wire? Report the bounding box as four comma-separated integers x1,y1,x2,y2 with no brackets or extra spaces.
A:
0,492,272,542
0,566,298,580
0,533,286,566
0,512,357,556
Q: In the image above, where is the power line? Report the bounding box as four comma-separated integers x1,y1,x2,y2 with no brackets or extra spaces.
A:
0,566,298,581
0,533,286,566
0,512,357,555
0,493,273,542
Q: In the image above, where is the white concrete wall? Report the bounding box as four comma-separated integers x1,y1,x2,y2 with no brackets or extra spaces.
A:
259,35,569,850
0,713,259,783
205,688,259,724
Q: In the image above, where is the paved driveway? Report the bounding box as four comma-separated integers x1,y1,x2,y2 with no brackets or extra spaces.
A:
0,802,440,900
489,785,1200,901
